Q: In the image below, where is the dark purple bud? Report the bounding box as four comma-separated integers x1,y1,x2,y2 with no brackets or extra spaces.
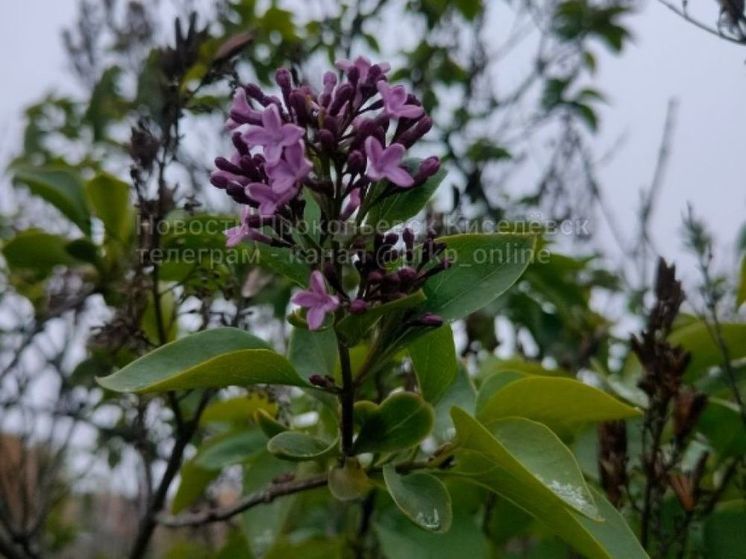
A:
367,270,384,284
374,114,390,133
275,68,292,90
397,116,433,148
384,232,399,246
227,184,253,205
329,83,353,115
402,228,415,249
309,374,331,388
398,267,418,285
347,150,366,175
352,118,378,150
381,273,401,292
215,156,243,175
245,83,271,106
323,115,339,136
367,65,384,84
288,91,309,126
210,173,229,189
349,298,368,314
232,132,250,155
239,155,261,180
317,129,336,151
346,65,360,85
419,313,444,327
412,156,441,186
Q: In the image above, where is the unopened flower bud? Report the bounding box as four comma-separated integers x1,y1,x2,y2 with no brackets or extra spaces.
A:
402,228,415,249
419,313,443,327
317,129,336,151
288,90,310,126
398,267,418,285
329,83,354,115
397,116,433,148
367,270,384,284
232,132,250,155
210,172,229,189
347,150,366,175
349,298,368,314
215,156,243,174
275,67,292,90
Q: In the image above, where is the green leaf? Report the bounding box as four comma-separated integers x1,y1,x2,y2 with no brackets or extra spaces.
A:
669,321,746,381
96,327,307,393
85,173,133,243
383,465,452,533
703,500,746,559
477,376,640,438
451,409,648,559
200,394,278,425
248,243,310,286
433,367,476,442
12,165,90,234
354,392,434,454
171,460,218,513
366,162,447,227
697,399,746,458
255,409,287,438
452,409,600,519
288,326,338,380
2,230,79,277
408,325,458,403
336,290,427,346
375,508,491,559
267,431,337,461
328,457,370,501
194,430,267,470
475,371,526,414
423,234,536,321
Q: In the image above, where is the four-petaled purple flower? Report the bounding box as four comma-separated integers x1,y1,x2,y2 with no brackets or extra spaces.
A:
377,82,424,120
246,182,297,216
364,137,414,187
266,142,313,193
243,105,304,163
292,271,340,330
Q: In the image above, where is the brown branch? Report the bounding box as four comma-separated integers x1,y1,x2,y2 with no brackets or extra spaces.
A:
158,474,328,528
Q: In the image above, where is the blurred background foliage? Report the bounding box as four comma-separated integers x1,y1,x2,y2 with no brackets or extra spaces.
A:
0,0,744,558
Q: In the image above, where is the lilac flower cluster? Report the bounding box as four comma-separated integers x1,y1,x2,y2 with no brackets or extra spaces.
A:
212,57,444,329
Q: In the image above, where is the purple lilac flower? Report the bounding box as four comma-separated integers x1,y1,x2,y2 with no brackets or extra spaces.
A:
246,182,297,217
266,142,312,193
292,271,340,330
242,105,304,164
377,82,424,120
364,137,414,187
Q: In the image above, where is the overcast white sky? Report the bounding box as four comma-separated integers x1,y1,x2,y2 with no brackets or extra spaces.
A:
1,0,744,286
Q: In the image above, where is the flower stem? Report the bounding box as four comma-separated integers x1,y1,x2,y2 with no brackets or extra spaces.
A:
338,340,355,456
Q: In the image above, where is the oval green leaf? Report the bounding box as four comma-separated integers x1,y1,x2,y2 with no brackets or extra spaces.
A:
450,409,648,559
12,165,91,235
423,234,536,321
477,376,641,438
383,465,452,533
96,327,307,393
353,392,434,454
408,324,458,403
267,431,337,461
